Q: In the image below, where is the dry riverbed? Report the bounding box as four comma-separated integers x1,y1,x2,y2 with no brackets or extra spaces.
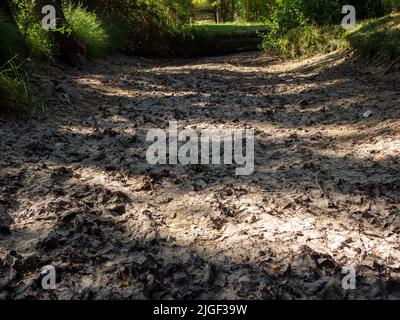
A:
1,51,400,299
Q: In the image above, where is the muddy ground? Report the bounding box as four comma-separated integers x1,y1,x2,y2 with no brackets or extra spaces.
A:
0,51,400,299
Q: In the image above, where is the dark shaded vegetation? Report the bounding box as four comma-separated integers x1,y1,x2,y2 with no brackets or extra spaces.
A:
170,24,269,56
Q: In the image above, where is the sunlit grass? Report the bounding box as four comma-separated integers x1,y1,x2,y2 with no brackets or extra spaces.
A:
0,55,31,112
64,3,110,59
346,13,400,56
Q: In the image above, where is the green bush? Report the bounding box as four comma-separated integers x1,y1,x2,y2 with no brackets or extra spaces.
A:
349,0,394,19
79,0,195,55
262,0,398,32
162,0,194,24
392,0,400,11
25,24,54,59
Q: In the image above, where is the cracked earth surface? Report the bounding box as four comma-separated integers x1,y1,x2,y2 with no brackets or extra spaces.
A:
1,51,400,299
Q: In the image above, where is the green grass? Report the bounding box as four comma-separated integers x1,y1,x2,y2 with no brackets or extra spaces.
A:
63,4,128,58
0,56,31,112
10,1,127,60
0,13,31,112
346,13,400,56
64,3,110,59
261,13,400,59
262,24,347,58
19,3,127,60
24,23,54,59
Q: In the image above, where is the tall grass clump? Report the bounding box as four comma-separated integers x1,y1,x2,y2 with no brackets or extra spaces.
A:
0,14,25,64
0,56,31,112
64,3,110,58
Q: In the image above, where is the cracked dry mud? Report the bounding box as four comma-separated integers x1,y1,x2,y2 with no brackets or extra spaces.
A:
1,51,400,299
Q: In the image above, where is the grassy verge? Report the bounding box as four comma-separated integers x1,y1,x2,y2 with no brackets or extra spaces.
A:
0,56,31,113
15,2,127,60
64,3,127,59
0,13,30,113
262,13,400,60
262,23,347,58
346,13,400,57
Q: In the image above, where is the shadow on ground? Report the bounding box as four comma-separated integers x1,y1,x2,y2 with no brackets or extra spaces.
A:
1,51,400,299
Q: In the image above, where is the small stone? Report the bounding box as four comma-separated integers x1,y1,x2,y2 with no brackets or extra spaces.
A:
362,110,374,118
56,83,83,101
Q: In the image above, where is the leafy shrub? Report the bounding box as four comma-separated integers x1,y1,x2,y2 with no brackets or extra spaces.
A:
261,0,310,57
349,0,394,19
101,16,128,52
76,0,194,55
